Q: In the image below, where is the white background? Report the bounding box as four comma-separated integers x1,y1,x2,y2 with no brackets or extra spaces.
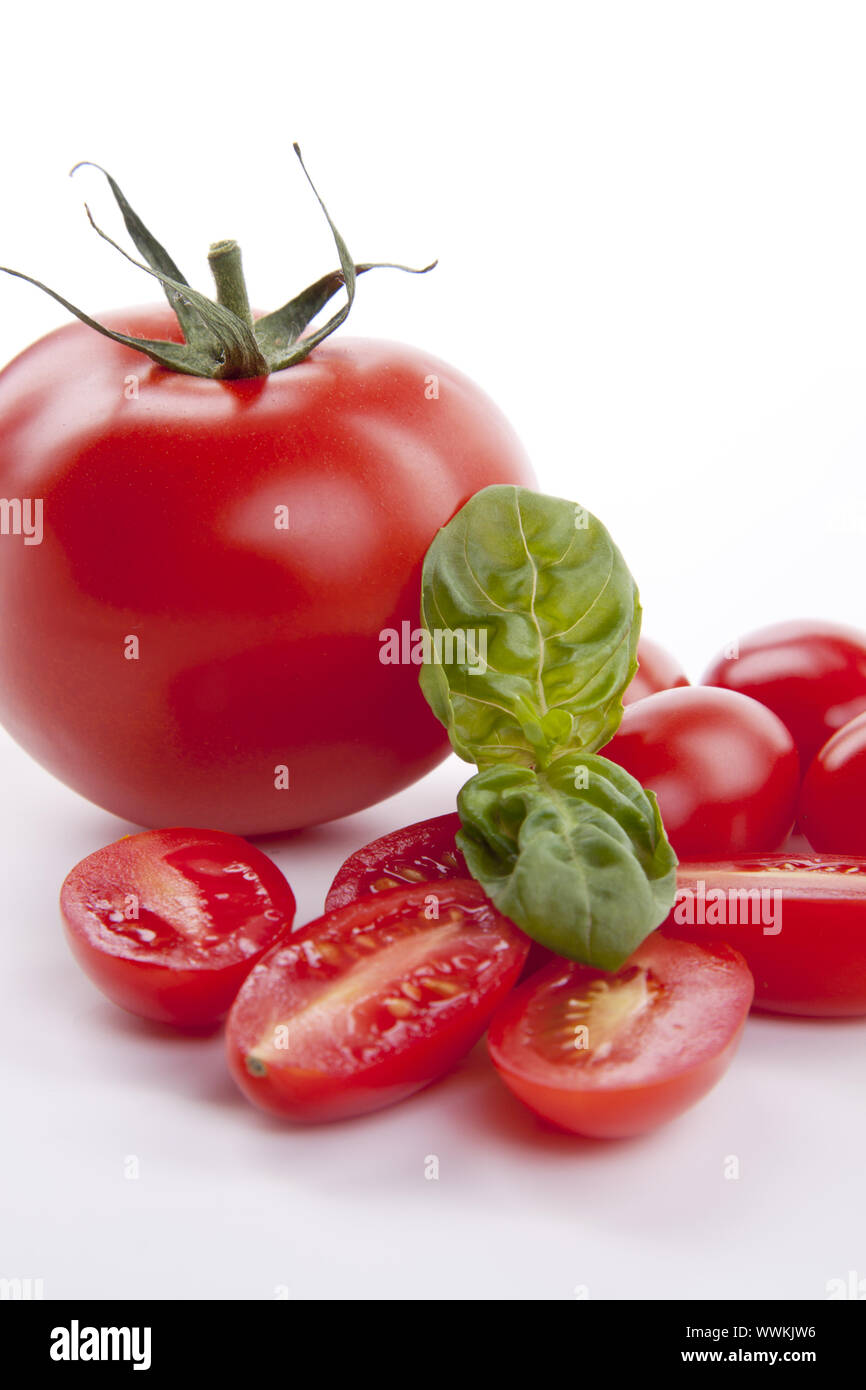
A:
1,0,864,1300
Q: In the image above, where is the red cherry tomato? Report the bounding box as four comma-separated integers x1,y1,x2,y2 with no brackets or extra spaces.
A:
623,637,689,706
226,880,529,1122
662,856,866,1017
326,813,553,977
701,620,866,770
488,933,753,1139
0,310,533,834
799,712,866,855
60,828,296,1029
325,812,464,911
604,687,799,858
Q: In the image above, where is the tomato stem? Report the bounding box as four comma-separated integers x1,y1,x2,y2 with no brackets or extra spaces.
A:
0,152,436,378
208,240,254,330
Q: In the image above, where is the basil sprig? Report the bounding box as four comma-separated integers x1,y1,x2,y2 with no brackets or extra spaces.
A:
457,757,677,971
419,485,677,970
419,485,640,767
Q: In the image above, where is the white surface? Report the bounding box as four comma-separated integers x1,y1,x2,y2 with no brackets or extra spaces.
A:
3,733,865,1302
2,0,866,1301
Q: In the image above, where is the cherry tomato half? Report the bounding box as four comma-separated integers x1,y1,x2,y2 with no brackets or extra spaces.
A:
325,812,464,911
488,933,754,1139
701,620,866,770
799,712,866,855
226,880,529,1123
326,814,552,977
604,686,799,859
623,637,689,706
60,828,296,1029
661,855,866,1017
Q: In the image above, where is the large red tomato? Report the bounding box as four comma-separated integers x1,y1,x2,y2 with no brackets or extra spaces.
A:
0,308,532,832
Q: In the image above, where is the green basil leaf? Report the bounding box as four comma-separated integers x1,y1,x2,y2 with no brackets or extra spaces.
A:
455,754,678,971
419,485,640,768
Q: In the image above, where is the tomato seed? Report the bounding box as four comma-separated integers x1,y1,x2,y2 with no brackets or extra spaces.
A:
383,997,414,1018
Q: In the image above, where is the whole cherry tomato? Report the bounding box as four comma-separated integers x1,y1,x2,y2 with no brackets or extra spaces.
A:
701,620,866,770
0,310,531,833
623,637,689,705
799,711,866,855
604,687,799,859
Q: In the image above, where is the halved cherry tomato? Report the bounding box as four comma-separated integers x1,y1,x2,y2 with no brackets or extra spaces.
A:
701,621,866,770
326,814,553,977
623,637,689,706
226,880,529,1122
488,933,753,1139
799,712,866,855
604,686,799,858
661,856,866,1017
325,812,464,911
60,828,296,1029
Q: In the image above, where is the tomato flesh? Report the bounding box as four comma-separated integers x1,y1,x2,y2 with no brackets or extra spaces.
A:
226,880,529,1122
604,686,799,858
701,620,866,770
325,812,465,911
60,828,296,1028
326,813,552,977
488,933,753,1138
662,855,866,1018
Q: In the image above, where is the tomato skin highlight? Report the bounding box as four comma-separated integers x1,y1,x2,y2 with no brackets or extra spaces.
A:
701,620,866,771
623,637,689,706
799,712,866,857
60,828,297,1029
0,310,533,834
661,856,866,1018
226,880,529,1123
604,686,799,859
488,934,753,1139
